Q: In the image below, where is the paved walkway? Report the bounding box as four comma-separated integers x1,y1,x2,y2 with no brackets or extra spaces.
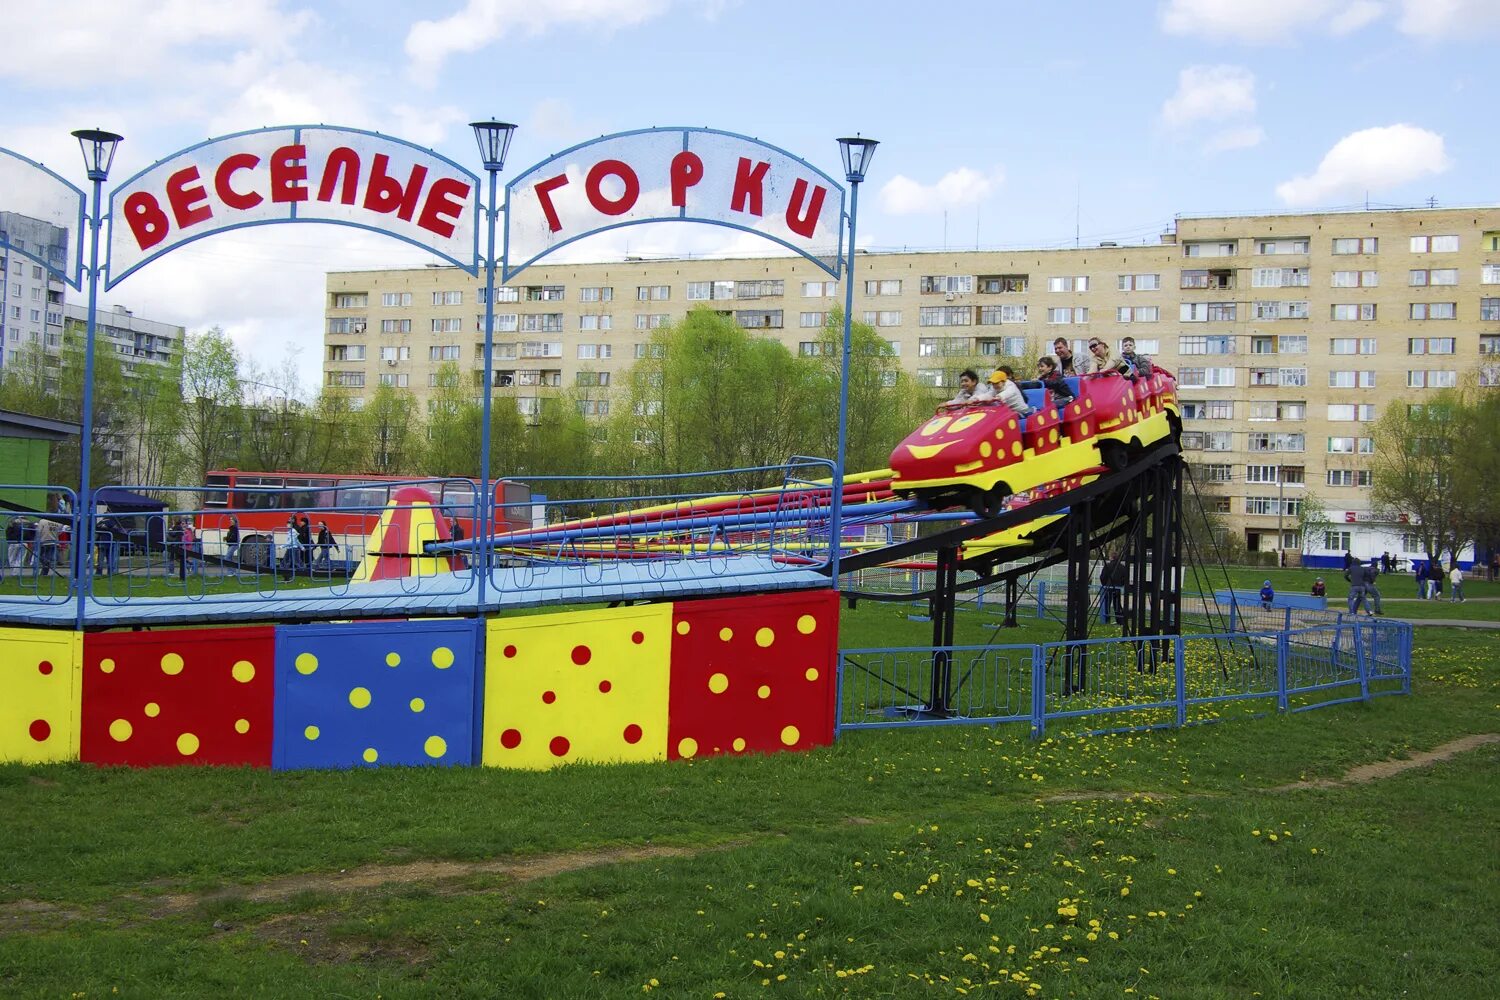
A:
1382,617,1500,630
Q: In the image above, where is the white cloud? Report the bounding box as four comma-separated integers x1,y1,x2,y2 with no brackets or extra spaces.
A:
877,167,1003,216
1160,65,1256,128
404,0,675,84
1159,0,1384,43
0,0,314,89
1396,0,1500,39
1275,124,1450,206
1203,125,1266,152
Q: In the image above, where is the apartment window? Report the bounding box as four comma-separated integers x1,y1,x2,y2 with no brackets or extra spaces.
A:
979,274,1029,293
326,372,365,388
578,314,612,331
380,346,410,362
380,319,412,334
1331,303,1377,321
797,342,825,357
735,279,784,298
1326,469,1373,488
478,286,519,304
1327,404,1376,421
427,318,459,333
799,311,826,328
633,343,665,360
1409,268,1459,286
1328,437,1356,454
521,314,565,333
1328,371,1377,389
1046,275,1089,292
575,371,612,388
380,292,412,307
1180,269,1233,289
327,345,365,362
1481,335,1500,355
577,344,599,360
915,369,946,387
734,309,783,328
1482,264,1500,284
1249,401,1278,421
1408,338,1456,355
1252,267,1310,287
332,293,367,308
1331,237,1378,255
1253,300,1309,320
1181,400,1233,420
1248,432,1303,453
1407,370,1458,388
978,336,1029,356
1409,234,1459,253
862,310,903,327
1481,298,1500,321
1204,431,1233,450
801,280,837,297
579,286,614,302
920,275,975,295
979,304,1027,324
522,285,564,302
1199,463,1233,482
378,373,410,388
686,281,712,301
634,314,669,330
492,314,519,333
1329,338,1377,355
1117,273,1160,291
430,290,462,306
427,345,460,361
920,306,974,327
1182,241,1236,257
1120,338,1160,353
864,279,902,295
576,399,610,417
1409,302,1456,320
1246,465,1282,484
1116,306,1158,323
1180,302,1236,322
1256,239,1308,255
637,285,670,301
1178,367,1235,388
1046,307,1089,324
519,341,562,359
1331,270,1378,287
327,317,366,334
1178,335,1234,355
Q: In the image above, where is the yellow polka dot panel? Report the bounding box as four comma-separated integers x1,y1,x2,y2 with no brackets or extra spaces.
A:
273,621,477,769
0,628,82,766
81,628,274,767
483,603,672,771
667,590,838,761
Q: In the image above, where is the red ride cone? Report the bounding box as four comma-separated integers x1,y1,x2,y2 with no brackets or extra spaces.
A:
353,487,461,582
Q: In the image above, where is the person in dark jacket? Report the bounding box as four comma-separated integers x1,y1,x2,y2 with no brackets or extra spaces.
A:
1101,556,1129,625
313,521,337,571
1053,337,1080,377
224,515,241,566
1033,356,1076,414
295,514,313,570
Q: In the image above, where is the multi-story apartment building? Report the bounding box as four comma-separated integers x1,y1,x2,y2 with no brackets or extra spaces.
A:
324,206,1500,563
62,303,183,378
0,211,70,375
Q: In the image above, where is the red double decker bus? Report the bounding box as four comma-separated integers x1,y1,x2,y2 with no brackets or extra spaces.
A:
195,469,533,564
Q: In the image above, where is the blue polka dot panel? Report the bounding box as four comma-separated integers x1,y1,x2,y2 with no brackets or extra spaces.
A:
272,620,478,770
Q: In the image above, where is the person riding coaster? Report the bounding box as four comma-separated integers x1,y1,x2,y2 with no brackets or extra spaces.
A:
889,364,1180,519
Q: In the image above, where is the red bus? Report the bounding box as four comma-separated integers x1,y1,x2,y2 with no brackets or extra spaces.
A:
196,469,533,564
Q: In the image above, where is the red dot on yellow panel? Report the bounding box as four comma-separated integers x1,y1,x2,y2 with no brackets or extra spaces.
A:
755,627,775,647
796,615,816,635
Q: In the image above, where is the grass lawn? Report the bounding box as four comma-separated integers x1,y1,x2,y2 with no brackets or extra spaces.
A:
1,602,1497,998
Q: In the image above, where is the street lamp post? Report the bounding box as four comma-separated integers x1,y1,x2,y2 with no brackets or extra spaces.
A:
70,127,123,629
829,136,878,586
469,120,517,613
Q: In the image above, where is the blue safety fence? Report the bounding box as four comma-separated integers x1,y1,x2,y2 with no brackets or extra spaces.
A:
836,619,1413,738
0,485,79,608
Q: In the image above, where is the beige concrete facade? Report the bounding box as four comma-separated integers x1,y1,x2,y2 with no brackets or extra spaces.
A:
324,206,1500,562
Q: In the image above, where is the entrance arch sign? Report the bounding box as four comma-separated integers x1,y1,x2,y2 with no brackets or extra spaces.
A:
503,127,845,281
105,126,481,290
0,148,86,289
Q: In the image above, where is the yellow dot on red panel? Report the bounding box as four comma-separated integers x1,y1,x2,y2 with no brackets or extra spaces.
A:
295,653,318,675
386,652,401,667
424,735,447,758
676,621,690,635
797,615,817,635
757,684,771,699
780,725,800,746
144,702,160,718
99,658,115,674
805,667,819,681
718,626,733,641
231,660,255,683
176,732,200,756
161,652,184,675
1081,422,1090,435
234,718,250,734
979,441,992,458
432,646,454,669
363,747,378,763
304,725,320,741
677,737,698,759
1011,441,1023,457
732,737,746,752
708,672,729,694
349,686,372,709
410,697,425,713
109,718,132,742
755,627,775,647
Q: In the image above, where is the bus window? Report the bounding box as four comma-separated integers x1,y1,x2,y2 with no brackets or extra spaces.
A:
204,475,230,508
341,486,389,512
501,482,532,525
442,484,476,517
306,479,338,508
235,476,277,509
284,477,322,510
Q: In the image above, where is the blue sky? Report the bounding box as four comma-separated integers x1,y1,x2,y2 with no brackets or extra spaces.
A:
2,0,1498,392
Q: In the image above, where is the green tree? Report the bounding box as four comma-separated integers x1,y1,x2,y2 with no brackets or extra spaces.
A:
1296,489,1333,561
1369,393,1474,565
360,383,420,474
423,363,482,478
179,327,243,491
808,309,930,473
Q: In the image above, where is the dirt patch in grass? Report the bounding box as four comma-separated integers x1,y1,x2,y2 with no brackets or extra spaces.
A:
251,912,433,967
1271,733,1500,792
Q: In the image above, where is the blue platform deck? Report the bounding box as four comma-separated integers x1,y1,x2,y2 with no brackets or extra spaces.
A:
0,556,830,629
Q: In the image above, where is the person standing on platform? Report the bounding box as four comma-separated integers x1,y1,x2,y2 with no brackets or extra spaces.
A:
224,515,241,567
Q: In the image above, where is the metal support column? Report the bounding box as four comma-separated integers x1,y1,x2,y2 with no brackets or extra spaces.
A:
927,545,959,715
1063,503,1092,696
